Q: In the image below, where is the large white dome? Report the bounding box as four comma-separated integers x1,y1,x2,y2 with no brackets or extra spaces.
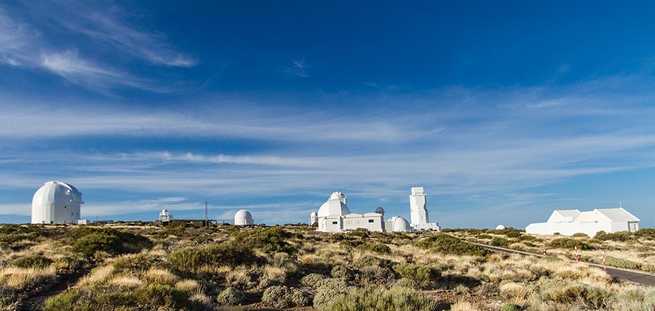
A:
31,181,83,224
317,192,351,217
389,216,411,232
234,209,254,226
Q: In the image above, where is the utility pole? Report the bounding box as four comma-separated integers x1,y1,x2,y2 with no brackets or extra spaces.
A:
204,201,208,227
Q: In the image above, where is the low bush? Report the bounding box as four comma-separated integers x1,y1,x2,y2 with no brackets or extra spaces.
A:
322,285,438,311
331,264,354,280
216,287,245,306
393,263,440,289
234,227,298,254
43,283,206,311
491,237,510,247
604,256,641,270
11,254,53,268
301,273,327,288
262,285,310,308
361,243,391,254
595,231,633,242
355,265,396,286
416,234,488,256
572,233,589,238
500,303,521,311
71,229,152,256
543,284,612,309
548,238,593,250
168,242,261,272
313,278,349,309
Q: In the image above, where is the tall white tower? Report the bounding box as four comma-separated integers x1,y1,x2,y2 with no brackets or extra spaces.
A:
408,186,440,231
409,186,428,225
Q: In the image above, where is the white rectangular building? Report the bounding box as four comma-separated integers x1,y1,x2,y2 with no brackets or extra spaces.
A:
526,208,640,237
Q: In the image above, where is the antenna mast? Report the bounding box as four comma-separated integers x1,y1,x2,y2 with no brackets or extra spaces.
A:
204,201,208,226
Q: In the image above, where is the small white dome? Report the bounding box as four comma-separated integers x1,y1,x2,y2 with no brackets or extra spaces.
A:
160,209,170,216
389,216,411,232
496,225,506,230
234,209,254,226
32,181,83,224
317,192,351,217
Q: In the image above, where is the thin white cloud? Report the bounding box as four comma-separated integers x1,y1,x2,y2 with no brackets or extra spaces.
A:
0,2,193,92
50,2,196,67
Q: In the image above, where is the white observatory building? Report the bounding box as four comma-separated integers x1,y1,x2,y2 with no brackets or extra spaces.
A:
159,209,172,223
31,181,83,224
526,208,640,237
409,187,440,231
316,192,384,232
309,211,318,226
234,209,254,226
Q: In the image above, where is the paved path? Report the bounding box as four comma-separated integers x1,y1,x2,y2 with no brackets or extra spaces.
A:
464,239,655,286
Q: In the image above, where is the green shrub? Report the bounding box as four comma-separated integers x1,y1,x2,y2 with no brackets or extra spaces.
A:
477,234,493,239
135,283,189,308
595,231,633,242
234,227,298,254
491,237,510,247
635,228,655,240
313,278,350,309
331,264,354,280
572,233,589,238
43,284,205,311
216,287,245,305
393,278,418,289
322,286,438,311
543,284,612,309
71,229,152,256
548,238,593,250
355,265,396,286
361,243,391,254
12,254,53,268
416,234,488,256
500,303,521,311
168,242,261,272
393,263,440,289
301,273,327,288
604,256,641,270
262,285,310,308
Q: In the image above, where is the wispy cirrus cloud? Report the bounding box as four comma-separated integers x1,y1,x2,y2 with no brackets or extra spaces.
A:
0,1,194,92
44,1,196,67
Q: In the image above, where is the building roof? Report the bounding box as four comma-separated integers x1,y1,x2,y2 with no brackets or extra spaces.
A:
596,208,640,222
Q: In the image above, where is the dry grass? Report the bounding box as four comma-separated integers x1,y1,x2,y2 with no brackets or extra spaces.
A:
143,268,177,285
109,275,142,288
77,264,115,286
451,300,480,311
175,279,200,292
0,266,56,289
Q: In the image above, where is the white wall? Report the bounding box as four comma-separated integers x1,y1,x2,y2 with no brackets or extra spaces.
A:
526,221,612,237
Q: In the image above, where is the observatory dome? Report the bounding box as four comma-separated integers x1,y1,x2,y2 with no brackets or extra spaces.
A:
234,209,254,226
390,216,411,232
317,192,351,217
31,181,83,224
309,211,318,225
496,225,506,230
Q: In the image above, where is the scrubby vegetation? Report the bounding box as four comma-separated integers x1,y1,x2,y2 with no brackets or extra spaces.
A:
1,223,655,310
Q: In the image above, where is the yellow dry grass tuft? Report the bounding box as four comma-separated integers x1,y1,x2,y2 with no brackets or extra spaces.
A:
109,275,143,288
175,279,200,292
143,268,178,285
0,266,56,289
77,264,115,287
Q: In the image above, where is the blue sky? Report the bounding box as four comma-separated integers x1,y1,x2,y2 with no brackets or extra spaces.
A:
2,1,655,227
